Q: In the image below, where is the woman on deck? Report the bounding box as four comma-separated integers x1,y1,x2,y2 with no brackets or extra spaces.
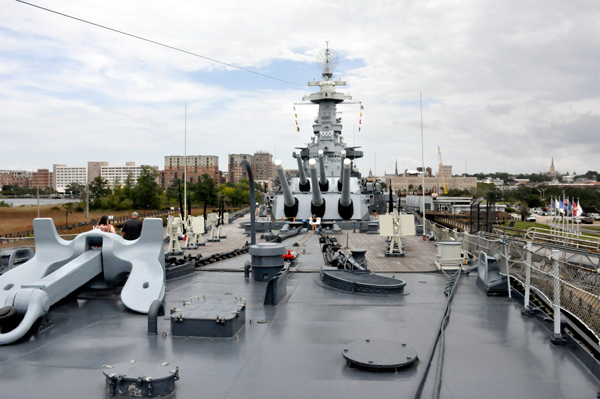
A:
95,215,116,234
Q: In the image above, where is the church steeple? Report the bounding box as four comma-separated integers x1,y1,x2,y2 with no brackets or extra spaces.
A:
395,159,398,175
550,157,555,173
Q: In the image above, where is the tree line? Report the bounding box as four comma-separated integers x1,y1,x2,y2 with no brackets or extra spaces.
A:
67,167,262,212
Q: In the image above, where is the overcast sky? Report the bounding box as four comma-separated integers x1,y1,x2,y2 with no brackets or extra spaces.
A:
2,0,599,177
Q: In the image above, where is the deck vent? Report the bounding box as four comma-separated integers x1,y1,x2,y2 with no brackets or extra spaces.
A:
103,361,179,397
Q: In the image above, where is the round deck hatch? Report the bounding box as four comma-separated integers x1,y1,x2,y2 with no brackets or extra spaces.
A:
342,339,418,371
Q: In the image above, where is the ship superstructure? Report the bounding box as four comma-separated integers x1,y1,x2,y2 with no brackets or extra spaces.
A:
270,45,379,221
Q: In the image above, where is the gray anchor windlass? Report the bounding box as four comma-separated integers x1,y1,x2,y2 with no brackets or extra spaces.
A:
0,218,165,345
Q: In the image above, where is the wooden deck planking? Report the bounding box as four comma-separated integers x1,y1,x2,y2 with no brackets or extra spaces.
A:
344,232,438,272
177,215,437,272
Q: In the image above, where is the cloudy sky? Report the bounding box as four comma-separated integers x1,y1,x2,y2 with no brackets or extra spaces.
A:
2,0,599,176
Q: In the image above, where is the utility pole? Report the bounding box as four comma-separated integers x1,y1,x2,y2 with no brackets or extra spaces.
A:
420,91,426,238
36,173,40,218
85,184,89,219
184,104,187,220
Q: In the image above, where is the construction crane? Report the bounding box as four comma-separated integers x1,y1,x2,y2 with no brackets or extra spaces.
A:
438,147,448,195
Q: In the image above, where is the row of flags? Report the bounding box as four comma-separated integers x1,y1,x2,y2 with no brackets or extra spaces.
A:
292,104,366,133
550,197,583,216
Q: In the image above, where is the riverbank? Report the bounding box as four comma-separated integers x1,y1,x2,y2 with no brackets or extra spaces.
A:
0,198,80,206
0,204,136,237
0,204,241,237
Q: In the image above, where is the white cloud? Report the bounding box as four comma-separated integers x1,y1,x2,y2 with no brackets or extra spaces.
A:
1,0,599,176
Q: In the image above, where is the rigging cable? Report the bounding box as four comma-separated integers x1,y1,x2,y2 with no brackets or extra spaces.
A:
15,0,303,87
410,267,462,399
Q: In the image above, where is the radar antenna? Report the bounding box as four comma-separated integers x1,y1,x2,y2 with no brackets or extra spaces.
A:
316,41,338,80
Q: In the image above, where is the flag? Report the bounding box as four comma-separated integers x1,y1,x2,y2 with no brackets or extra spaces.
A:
577,200,583,216
360,105,364,110
295,114,297,118
550,198,555,210
573,201,578,216
360,112,362,117
555,198,560,211
297,127,300,132
559,200,565,213
358,127,361,132
359,120,362,124
293,106,296,110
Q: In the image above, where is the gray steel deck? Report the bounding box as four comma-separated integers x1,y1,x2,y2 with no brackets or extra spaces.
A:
0,218,598,398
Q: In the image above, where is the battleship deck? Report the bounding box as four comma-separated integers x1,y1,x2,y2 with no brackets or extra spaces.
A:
184,214,438,272
0,216,598,398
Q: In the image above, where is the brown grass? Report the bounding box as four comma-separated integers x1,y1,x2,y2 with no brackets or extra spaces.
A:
0,204,240,236
0,205,135,236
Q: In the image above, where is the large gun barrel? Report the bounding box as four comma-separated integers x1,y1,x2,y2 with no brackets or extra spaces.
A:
317,150,329,191
296,150,310,192
309,159,326,217
275,160,298,218
338,159,354,220
337,149,346,191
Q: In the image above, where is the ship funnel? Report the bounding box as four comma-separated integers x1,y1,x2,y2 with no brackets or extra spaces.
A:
337,149,346,191
309,159,326,217
338,159,354,220
275,160,298,218
296,150,310,192
317,150,329,191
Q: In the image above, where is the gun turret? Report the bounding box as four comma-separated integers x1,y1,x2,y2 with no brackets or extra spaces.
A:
337,149,346,191
296,150,310,192
275,160,298,218
338,159,354,220
317,150,329,192
309,159,326,217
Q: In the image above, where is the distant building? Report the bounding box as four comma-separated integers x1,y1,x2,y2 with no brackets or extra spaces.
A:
546,157,560,177
101,162,158,189
161,155,219,189
53,164,87,193
228,154,253,183
252,151,274,182
88,162,109,183
390,164,476,194
31,169,52,189
0,169,32,188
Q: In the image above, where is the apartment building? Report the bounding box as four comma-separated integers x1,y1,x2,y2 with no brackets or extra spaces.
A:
228,154,253,183
53,164,88,193
161,155,219,189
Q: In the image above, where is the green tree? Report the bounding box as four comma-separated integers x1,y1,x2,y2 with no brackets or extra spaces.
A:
123,172,135,203
88,176,110,199
65,182,85,196
194,174,218,207
134,166,161,210
519,201,530,221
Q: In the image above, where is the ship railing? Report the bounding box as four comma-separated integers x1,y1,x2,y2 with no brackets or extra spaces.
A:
526,227,600,252
427,221,600,345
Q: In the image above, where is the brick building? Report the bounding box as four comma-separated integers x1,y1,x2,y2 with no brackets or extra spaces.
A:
228,154,253,183
251,151,274,182
161,155,219,189
31,169,53,189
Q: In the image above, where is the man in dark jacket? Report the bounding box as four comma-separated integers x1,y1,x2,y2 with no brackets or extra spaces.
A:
121,212,143,240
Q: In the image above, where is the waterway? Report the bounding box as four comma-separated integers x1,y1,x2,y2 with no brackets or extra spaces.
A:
0,198,80,206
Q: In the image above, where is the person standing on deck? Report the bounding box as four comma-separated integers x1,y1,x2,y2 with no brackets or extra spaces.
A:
121,212,143,240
